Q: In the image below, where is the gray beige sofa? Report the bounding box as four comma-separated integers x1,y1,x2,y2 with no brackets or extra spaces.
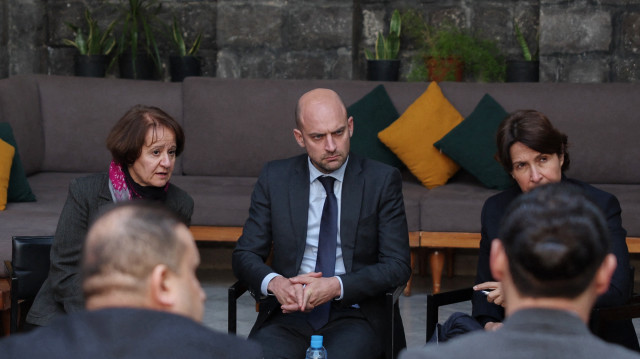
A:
1,75,639,294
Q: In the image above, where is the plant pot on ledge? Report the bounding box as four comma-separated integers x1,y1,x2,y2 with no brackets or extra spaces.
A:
119,53,157,80
506,60,539,82
74,55,108,78
169,56,202,82
426,57,464,82
366,60,400,81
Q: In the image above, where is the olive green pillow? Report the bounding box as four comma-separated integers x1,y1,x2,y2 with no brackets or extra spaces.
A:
0,123,36,202
434,94,514,190
347,85,403,168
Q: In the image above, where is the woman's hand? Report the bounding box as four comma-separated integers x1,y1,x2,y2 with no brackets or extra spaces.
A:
474,281,505,307
484,322,503,331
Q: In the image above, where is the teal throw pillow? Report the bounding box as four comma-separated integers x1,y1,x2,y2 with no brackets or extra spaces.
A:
434,94,514,190
0,123,36,202
347,85,404,168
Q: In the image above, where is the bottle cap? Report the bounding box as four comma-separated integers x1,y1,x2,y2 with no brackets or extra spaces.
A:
310,335,323,348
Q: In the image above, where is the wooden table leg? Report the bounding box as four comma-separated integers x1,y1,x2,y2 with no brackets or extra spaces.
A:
0,278,10,336
430,250,445,294
404,248,417,296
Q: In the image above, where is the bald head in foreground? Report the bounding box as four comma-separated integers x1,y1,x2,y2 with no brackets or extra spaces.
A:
1,202,262,359
401,183,640,359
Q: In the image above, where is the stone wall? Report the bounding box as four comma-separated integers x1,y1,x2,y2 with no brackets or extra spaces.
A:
1,0,638,82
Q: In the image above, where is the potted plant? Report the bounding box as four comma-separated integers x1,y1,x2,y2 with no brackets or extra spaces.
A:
403,11,505,82
364,9,401,81
63,9,117,77
506,19,539,82
169,16,202,82
115,0,163,80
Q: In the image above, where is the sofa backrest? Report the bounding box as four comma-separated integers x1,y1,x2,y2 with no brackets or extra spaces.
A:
35,75,183,174
181,77,429,177
0,76,43,175
438,82,640,184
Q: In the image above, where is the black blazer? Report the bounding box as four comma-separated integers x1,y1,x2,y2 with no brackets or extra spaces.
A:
472,176,638,350
27,173,193,326
2,308,263,359
232,153,411,345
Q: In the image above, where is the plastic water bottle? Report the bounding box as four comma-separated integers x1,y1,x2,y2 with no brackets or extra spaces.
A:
305,335,328,359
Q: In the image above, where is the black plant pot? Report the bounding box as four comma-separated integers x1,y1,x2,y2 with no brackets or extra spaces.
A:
366,60,400,81
119,53,157,80
74,55,108,78
506,60,539,82
169,56,202,82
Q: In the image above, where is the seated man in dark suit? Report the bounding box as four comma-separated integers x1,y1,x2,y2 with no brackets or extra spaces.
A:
401,183,640,359
232,88,411,359
0,201,263,359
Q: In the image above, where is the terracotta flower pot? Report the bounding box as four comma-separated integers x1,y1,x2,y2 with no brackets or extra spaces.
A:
426,57,464,82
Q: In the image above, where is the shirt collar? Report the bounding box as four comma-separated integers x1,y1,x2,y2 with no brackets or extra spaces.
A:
307,156,348,183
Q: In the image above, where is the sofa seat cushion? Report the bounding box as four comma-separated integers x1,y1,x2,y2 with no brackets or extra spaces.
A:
420,176,500,233
170,176,257,227
0,172,88,263
594,184,640,238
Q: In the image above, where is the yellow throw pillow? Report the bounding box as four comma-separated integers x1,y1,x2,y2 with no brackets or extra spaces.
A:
378,82,463,189
0,138,16,210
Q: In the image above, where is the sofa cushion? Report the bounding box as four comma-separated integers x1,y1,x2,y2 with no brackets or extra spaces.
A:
0,138,15,210
37,76,184,174
439,82,640,184
378,82,463,189
0,123,36,202
347,84,403,168
434,94,514,190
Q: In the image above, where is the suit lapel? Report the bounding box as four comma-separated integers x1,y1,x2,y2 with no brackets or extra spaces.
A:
289,156,310,270
340,155,363,273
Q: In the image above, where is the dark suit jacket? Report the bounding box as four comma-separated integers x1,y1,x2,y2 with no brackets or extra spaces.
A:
472,176,638,350
26,173,193,326
2,308,263,359
232,153,411,347
401,308,640,359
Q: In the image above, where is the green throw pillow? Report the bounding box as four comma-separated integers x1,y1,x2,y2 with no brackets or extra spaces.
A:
434,94,514,190
0,123,36,202
347,85,404,168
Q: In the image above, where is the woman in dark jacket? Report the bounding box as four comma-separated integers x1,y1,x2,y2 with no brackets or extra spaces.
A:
26,105,194,327
472,109,638,351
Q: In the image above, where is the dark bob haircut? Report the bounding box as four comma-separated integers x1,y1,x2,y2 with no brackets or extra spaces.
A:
495,109,570,174
106,105,185,166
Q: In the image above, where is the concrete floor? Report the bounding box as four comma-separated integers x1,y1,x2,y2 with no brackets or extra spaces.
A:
197,267,640,351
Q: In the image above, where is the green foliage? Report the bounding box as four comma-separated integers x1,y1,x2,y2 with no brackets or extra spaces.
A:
514,20,539,61
403,10,505,82
115,0,164,73
63,10,116,56
365,9,402,60
171,16,202,57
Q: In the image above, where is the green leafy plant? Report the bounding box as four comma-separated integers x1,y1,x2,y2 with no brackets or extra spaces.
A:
115,0,164,74
514,19,539,61
365,9,402,60
63,9,117,56
170,16,202,57
403,10,505,82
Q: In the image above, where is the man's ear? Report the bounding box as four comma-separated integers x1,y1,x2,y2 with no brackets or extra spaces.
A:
150,264,175,309
594,254,617,296
489,239,507,281
293,128,305,148
347,116,354,138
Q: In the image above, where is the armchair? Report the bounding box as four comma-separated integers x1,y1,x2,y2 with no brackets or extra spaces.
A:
3,236,53,334
228,280,406,359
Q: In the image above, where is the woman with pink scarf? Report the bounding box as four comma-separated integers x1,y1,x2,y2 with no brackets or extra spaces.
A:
26,105,193,328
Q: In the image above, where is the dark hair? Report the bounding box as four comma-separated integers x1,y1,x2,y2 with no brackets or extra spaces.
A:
498,183,610,298
106,105,185,166
495,110,570,173
82,201,186,298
